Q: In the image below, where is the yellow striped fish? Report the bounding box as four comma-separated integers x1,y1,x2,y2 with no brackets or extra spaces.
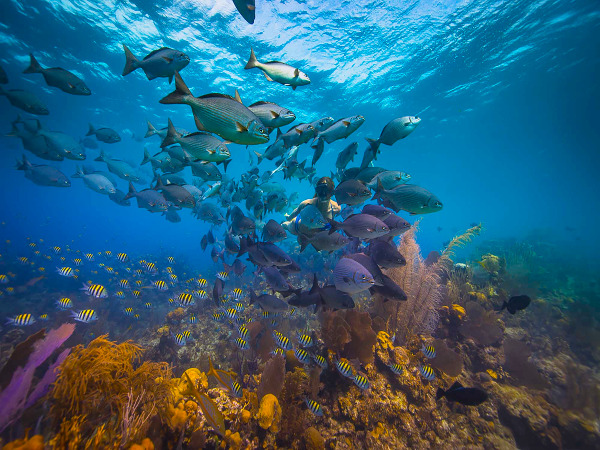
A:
81,283,108,298
7,313,35,326
178,292,195,306
71,309,98,323
56,297,73,309
117,252,128,262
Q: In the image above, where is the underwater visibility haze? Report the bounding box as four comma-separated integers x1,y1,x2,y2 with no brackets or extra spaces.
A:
0,0,599,448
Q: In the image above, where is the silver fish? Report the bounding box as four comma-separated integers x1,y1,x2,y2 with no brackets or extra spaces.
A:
161,119,230,164
333,257,375,294
16,155,70,187
23,54,90,95
122,45,189,83
366,116,421,154
160,74,268,145
244,48,310,90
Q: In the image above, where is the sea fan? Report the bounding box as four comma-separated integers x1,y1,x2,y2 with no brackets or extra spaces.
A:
386,222,482,345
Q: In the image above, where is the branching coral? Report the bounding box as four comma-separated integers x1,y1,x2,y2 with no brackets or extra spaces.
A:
49,335,173,447
386,223,482,345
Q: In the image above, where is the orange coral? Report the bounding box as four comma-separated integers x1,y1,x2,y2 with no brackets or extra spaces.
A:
2,434,44,450
166,307,185,323
257,394,281,432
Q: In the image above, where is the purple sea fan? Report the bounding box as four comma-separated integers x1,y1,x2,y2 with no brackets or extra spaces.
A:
25,348,71,409
27,323,75,369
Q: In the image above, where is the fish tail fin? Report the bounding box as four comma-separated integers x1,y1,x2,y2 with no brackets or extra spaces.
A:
298,234,310,252
254,151,263,164
311,138,324,166
372,178,384,201
16,154,30,170
435,388,445,400
244,48,258,70
365,137,380,155
145,120,157,138
23,53,43,74
327,218,341,235
86,123,95,136
160,118,178,147
94,149,105,162
71,165,84,178
7,123,20,137
122,44,139,76
123,181,137,200
159,72,191,105
141,147,151,165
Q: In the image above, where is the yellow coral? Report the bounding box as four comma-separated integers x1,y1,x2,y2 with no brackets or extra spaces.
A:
451,304,466,320
169,402,189,430
166,307,185,322
177,368,207,396
225,430,242,449
486,369,498,380
257,394,282,432
156,325,169,336
371,422,388,439
304,427,325,450
377,331,394,350
2,435,44,450
240,409,251,423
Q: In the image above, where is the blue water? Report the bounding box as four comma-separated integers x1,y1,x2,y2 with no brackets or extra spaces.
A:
0,0,599,262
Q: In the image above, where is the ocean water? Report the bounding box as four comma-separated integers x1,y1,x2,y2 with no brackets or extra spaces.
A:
0,0,599,448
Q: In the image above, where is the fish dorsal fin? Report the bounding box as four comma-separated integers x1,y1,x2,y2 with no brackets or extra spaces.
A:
234,89,243,104
186,131,212,137
449,381,463,391
143,47,172,60
249,101,276,107
263,72,273,82
199,93,236,101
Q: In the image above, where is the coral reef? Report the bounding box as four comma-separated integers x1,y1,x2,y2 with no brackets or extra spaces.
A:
257,394,281,432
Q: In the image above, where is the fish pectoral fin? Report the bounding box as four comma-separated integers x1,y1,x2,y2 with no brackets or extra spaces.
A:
343,121,351,126
270,110,280,118
263,72,274,82
294,68,299,77
343,276,352,283
235,122,248,133
295,129,303,135
162,56,173,63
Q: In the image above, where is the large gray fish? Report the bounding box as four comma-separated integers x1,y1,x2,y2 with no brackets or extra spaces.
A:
336,142,358,170
155,176,195,208
229,206,256,235
124,182,169,212
122,45,189,83
0,65,7,84
334,257,375,294
383,214,411,236
86,124,121,143
190,161,222,181
248,101,295,130
72,166,116,195
355,166,386,183
361,204,392,219
281,123,316,148
306,274,356,311
95,150,139,182
261,266,290,292
261,219,287,242
366,170,411,190
16,155,70,187
359,141,378,170
33,123,86,160
249,290,289,313
258,242,294,267
373,180,443,215
23,54,90,95
7,122,62,161
329,213,389,239
0,87,48,115
312,116,365,165
368,240,406,269
141,148,185,173
232,0,256,24
244,48,310,90
369,274,407,302
334,180,371,206
193,202,225,224
298,230,349,253
366,116,421,154
160,74,268,145
309,117,335,133
109,189,131,207
346,253,385,287
161,119,230,164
